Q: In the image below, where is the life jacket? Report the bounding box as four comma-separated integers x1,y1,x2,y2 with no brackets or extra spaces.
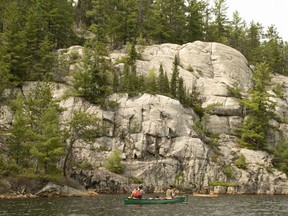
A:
132,189,140,198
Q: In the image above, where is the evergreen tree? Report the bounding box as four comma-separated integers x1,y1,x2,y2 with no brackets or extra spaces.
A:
25,83,64,174
228,11,247,53
7,83,65,174
170,55,180,98
109,0,138,46
177,77,186,105
38,0,74,49
272,138,288,175
281,41,288,75
243,21,263,65
135,0,153,44
261,25,282,74
145,69,158,94
72,41,112,105
157,64,170,95
0,60,13,98
74,0,93,28
63,111,101,176
163,0,187,44
236,62,276,149
185,0,206,42
6,95,30,166
87,0,110,44
147,0,170,43
0,1,29,82
209,0,229,44
121,43,140,97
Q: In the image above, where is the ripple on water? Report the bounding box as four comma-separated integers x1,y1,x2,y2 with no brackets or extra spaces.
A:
1,195,288,216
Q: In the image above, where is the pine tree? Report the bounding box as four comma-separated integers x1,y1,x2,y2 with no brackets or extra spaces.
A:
6,95,30,166
72,41,112,105
109,0,138,46
24,83,64,174
7,83,65,174
209,0,229,44
170,55,180,98
236,62,276,149
163,0,187,44
243,21,263,65
0,60,13,98
261,25,282,74
87,0,110,44
177,77,186,105
121,43,140,97
145,69,158,94
147,0,170,43
38,0,74,49
185,0,206,42
135,0,153,43
74,0,93,28
228,11,247,53
157,64,170,95
1,1,29,81
62,111,101,176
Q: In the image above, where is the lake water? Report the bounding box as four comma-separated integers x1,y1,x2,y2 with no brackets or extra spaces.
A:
1,194,288,216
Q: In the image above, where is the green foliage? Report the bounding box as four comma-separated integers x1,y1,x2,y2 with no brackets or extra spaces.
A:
75,159,93,170
0,156,21,176
2,0,288,179
234,154,248,169
236,62,275,149
208,0,230,44
62,110,102,176
129,122,141,134
185,0,206,42
105,100,119,110
6,83,65,174
157,64,170,96
0,0,75,82
209,181,238,187
189,90,204,118
72,45,112,105
105,149,125,174
272,139,288,175
223,165,234,178
99,146,109,152
227,83,242,99
272,83,285,99
145,69,158,94
128,176,144,184
170,55,180,98
174,172,185,186
0,61,13,98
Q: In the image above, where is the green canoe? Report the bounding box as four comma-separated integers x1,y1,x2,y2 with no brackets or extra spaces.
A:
124,195,188,205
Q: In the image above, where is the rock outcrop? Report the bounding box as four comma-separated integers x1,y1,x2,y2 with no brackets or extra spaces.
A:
35,182,98,197
1,41,288,195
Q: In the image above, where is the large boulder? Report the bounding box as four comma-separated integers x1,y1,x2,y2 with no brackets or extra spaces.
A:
35,182,98,197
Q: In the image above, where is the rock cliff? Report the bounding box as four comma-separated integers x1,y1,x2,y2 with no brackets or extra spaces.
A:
1,41,288,195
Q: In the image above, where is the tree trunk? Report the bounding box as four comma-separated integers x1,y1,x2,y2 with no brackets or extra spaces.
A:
63,140,74,177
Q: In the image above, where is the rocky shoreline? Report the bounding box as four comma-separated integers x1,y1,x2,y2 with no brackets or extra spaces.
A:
0,182,98,199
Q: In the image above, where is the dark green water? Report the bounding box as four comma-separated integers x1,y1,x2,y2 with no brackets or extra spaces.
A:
1,194,288,216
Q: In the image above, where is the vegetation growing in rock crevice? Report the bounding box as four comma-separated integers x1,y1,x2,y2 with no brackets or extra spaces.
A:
235,62,276,150
105,149,125,174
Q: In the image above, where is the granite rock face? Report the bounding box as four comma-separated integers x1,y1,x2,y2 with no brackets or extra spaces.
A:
1,41,288,195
